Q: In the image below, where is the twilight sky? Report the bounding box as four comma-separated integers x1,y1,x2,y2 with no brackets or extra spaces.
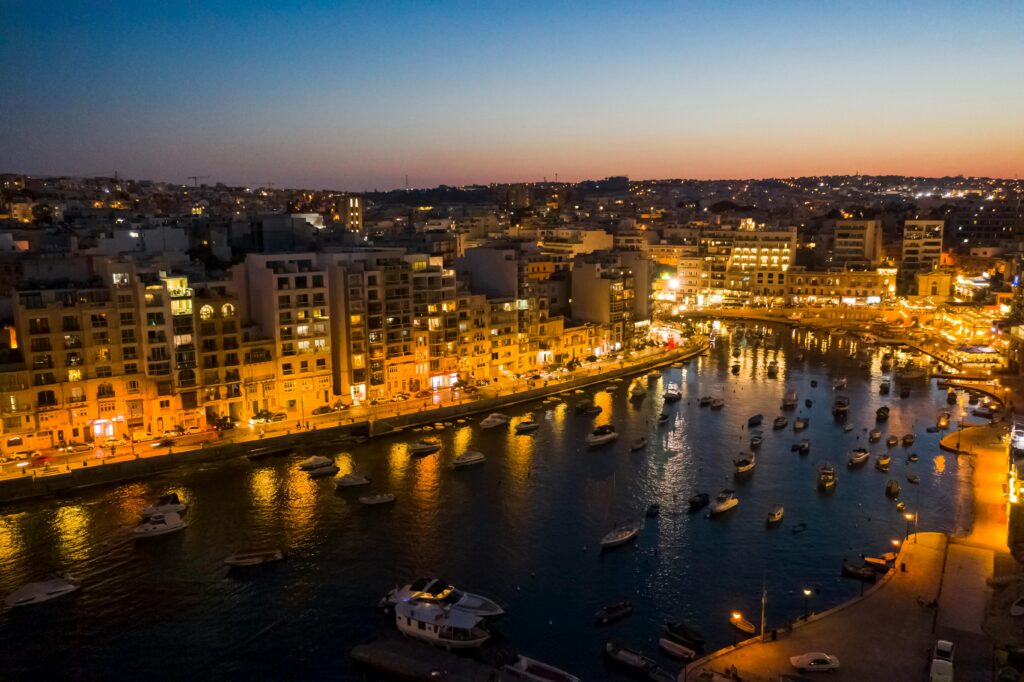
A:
1,1,1022,190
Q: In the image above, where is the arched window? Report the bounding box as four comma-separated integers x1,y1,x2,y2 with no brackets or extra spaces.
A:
200,305,214,320
221,303,236,318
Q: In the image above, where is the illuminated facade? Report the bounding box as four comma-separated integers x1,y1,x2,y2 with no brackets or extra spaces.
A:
785,267,897,306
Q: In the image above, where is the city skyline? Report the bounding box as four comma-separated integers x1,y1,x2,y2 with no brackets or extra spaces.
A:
2,1,1022,189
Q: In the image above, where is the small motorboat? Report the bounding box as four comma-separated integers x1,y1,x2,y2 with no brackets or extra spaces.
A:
843,423,854,433
503,655,581,682
794,418,808,431
709,489,739,515
223,547,285,567
863,554,896,572
307,462,340,478
886,435,899,447
631,436,648,451
750,435,763,449
748,414,764,427
869,429,881,443
647,370,661,379
479,413,510,429
885,479,901,498
902,433,916,447
879,380,891,395
586,424,618,447
600,520,641,549
452,451,486,468
698,396,712,407
298,455,333,471
767,361,779,377
575,399,593,413
594,601,633,625
896,500,906,511
710,398,725,410
133,512,187,538
832,396,850,418
645,503,660,518
657,412,670,425
409,439,441,456
604,640,660,674
140,493,187,519
359,493,397,506
848,448,870,468
968,392,980,405
664,620,705,648
832,377,847,390
875,454,891,472
658,637,696,660
798,439,810,454
734,452,756,474
663,389,683,402
947,389,957,405
585,405,603,416
515,419,541,434
908,453,919,463
900,386,911,398
782,391,797,409
688,493,709,511
876,406,890,422
804,398,813,408
334,472,370,488
730,612,756,634
4,574,80,607
767,504,785,525
731,363,741,375
842,559,878,583
907,474,920,485
604,384,618,394
791,523,808,534
818,465,837,492
810,380,818,387
773,416,788,430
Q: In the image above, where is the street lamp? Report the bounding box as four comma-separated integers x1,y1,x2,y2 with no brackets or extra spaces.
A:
730,611,743,645
904,512,914,539
802,588,812,620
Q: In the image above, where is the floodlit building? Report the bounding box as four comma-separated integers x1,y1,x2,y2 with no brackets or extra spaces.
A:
901,220,944,275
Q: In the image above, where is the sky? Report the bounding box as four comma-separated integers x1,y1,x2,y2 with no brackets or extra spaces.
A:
1,1,1022,190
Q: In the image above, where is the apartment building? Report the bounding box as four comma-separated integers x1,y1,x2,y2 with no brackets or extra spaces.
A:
828,219,883,268
786,267,897,306
901,219,943,275
699,226,796,304
570,255,636,353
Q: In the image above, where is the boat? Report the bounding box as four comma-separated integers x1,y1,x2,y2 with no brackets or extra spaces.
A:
604,384,617,393
782,391,797,409
629,384,646,399
382,578,504,618
832,396,850,418
937,414,950,429
710,398,725,410
805,399,813,408
335,472,371,487
657,412,670,425
925,426,941,434
658,637,696,660
731,363,740,375
875,454,891,471
575,399,592,413
631,436,648,451
886,435,898,447
595,600,633,625
247,444,294,461
709,489,739,515
408,439,442,457
307,462,340,478
773,416,788,430
863,554,896,572
885,479,901,497
298,455,333,471
585,405,603,416
767,361,779,377
604,640,660,673
830,328,847,337
896,500,906,511
223,547,285,567
503,655,581,682
848,448,870,468
734,452,756,474
876,406,890,422
750,435,763,449
359,493,396,506
794,417,808,431
452,451,486,468
664,620,705,648
748,414,764,427
133,511,187,538
947,389,957,405
4,574,80,607
907,474,920,485
600,520,641,549
646,503,660,518
818,464,837,492
586,424,618,447
663,388,683,402
140,492,187,519
908,453,919,462
842,559,878,583
767,504,785,525
869,429,881,443
879,380,891,395
968,392,980,405
730,613,756,634
480,413,510,429
688,493,709,511
698,396,712,407
843,423,854,433
810,380,818,388
515,419,541,434
791,523,808,534
902,434,915,447
896,364,927,381
798,439,810,454
395,598,490,648
832,377,847,390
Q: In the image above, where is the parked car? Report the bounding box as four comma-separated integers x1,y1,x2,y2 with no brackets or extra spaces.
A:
789,653,840,672
184,425,203,435
132,432,156,443
161,429,181,439
933,640,954,663
311,406,332,415
415,390,433,399
151,439,175,448
58,441,93,454
269,412,287,422
250,410,273,424
101,438,127,449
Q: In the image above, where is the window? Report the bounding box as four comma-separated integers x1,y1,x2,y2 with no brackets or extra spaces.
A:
124,363,138,375
120,312,134,325
200,305,214,320
282,363,293,375
126,380,140,394
159,399,170,409
67,368,82,382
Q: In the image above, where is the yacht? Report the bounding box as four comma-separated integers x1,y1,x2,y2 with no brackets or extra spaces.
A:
383,578,504,618
709,489,739,515
359,492,396,506
298,455,333,471
4,574,80,607
140,493,187,519
600,520,641,549
503,655,581,682
869,429,881,442
782,391,798,409
832,377,847,391
875,454,891,472
223,547,285,567
772,416,788,430
766,504,785,525
408,439,441,456
479,413,510,429
586,424,619,447
876,406,890,421
452,451,486,468
793,417,808,431
663,388,683,402
734,452,756,474
395,598,490,648
334,472,371,488
629,383,646,399
818,464,837,491
879,380,891,395
848,448,870,467
133,511,187,538
766,361,779,378
710,398,725,410
515,419,541,434
306,462,339,478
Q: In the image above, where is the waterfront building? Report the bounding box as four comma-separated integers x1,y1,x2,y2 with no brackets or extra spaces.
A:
570,254,636,353
699,224,796,305
901,220,944,277
785,267,896,306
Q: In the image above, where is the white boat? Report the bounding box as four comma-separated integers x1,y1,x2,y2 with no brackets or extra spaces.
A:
408,439,441,456
395,598,490,648
663,389,683,402
504,654,581,682
298,455,333,471
710,398,725,410
869,429,881,442
306,463,339,478
223,547,285,567
782,391,798,409
830,328,847,337
631,436,648,451
600,520,641,548
452,451,486,468
842,423,855,433
832,377,847,390
382,578,505,618
515,419,541,434
848,448,870,467
658,637,696,661
140,492,187,519
766,504,784,525
133,511,187,538
734,452,756,474
334,472,371,487
793,417,808,431
710,489,739,515
4,574,80,607
586,424,618,447
359,493,396,506
480,413,510,429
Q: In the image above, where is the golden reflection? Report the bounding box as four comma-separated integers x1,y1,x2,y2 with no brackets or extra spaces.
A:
592,390,612,426
54,505,90,563
934,455,946,474
386,441,411,487
408,446,440,506
248,467,279,509
334,452,354,477
282,467,316,542
451,426,473,460
506,433,535,482
0,515,23,563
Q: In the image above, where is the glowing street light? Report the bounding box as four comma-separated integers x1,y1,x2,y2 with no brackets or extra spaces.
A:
802,587,813,620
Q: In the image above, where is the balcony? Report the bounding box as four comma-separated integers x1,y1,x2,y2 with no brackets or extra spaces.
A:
28,324,51,335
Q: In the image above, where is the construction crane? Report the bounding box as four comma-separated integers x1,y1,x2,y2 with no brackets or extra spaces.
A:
187,175,209,187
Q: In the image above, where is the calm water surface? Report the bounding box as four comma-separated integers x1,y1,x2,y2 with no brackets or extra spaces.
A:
0,325,969,680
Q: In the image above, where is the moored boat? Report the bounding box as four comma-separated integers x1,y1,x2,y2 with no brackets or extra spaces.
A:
586,424,618,447
767,360,779,377
140,492,187,519
359,493,396,506
306,462,340,478
223,547,285,567
876,406,890,422
395,598,490,648
710,489,739,515
710,398,725,410
782,391,797,409
869,429,881,443
907,474,920,485
688,493,709,511
664,620,705,648
794,417,808,431
750,434,763,449
698,396,712,407
133,511,187,538
875,454,891,471
730,612,756,634
902,433,915,447
832,377,847,390
773,416,788,430
748,414,764,427
657,412,670,425
452,451,486,468
382,577,504,618
594,600,633,625
848,448,870,468
479,413,510,429
818,464,837,492
4,574,80,607
663,388,683,402
832,396,850,418
629,383,646,400
734,452,756,474
767,504,784,525
515,419,541,434
658,637,696,660
408,439,442,456
842,559,878,583
298,455,332,471
503,655,580,682
631,436,648,451
879,380,891,395
798,439,810,454
805,399,813,408
885,479,901,497
335,471,371,488
886,435,898,447
600,520,641,549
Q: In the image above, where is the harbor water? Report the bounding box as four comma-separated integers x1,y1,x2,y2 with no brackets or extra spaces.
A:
0,325,970,679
